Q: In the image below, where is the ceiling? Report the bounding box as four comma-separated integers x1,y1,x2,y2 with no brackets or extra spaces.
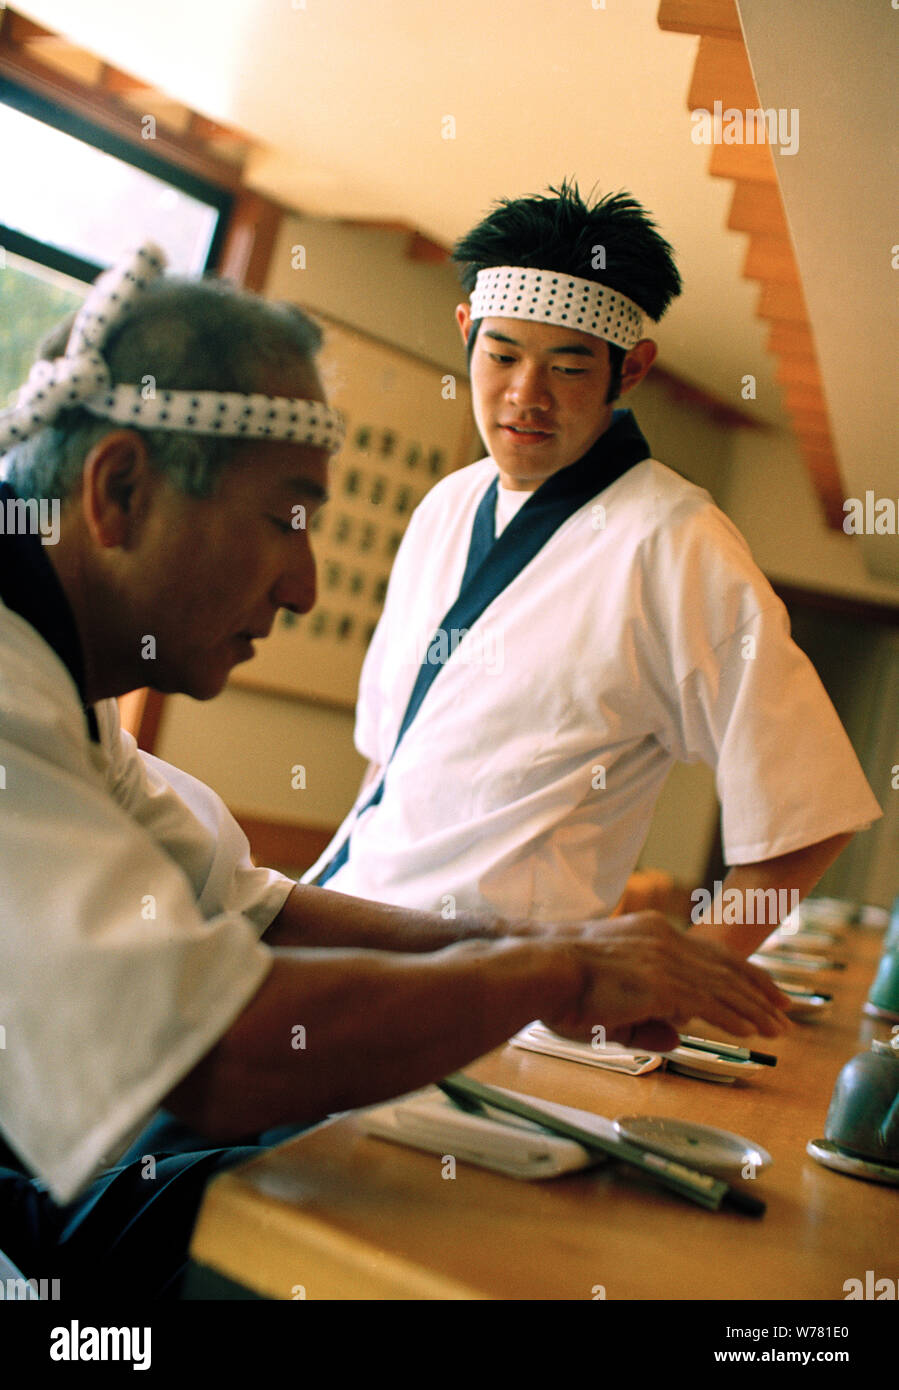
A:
9,0,898,581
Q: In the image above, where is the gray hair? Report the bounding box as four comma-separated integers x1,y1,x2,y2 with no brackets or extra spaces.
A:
3,277,324,502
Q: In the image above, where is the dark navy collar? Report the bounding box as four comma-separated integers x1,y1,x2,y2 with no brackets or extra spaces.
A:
0,481,99,741
519,406,650,501
459,408,651,591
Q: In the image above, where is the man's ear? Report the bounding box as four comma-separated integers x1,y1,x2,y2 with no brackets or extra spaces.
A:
455,302,473,345
81,431,153,548
618,339,657,396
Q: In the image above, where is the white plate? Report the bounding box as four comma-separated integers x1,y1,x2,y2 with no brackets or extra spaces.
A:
662,1045,763,1083
615,1115,772,1177
806,1138,899,1186
750,951,842,977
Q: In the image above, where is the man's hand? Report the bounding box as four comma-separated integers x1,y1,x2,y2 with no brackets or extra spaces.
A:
168,910,790,1142
541,912,791,1053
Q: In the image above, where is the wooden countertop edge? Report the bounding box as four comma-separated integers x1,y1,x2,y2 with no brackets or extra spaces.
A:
190,1165,486,1301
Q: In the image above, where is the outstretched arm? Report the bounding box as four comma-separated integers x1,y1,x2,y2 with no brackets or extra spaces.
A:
166,912,790,1141
263,881,508,952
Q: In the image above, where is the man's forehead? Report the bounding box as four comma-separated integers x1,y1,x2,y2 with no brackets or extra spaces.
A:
266,445,330,498
479,317,603,356
222,438,331,503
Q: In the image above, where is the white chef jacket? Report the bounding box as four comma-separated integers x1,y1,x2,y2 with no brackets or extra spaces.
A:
304,452,881,919
0,599,290,1204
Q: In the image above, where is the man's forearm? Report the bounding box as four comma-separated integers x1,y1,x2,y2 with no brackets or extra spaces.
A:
689,831,854,957
263,882,511,952
166,918,790,1142
166,936,578,1139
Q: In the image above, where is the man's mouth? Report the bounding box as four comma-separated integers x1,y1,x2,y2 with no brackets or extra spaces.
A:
500,423,553,442
233,628,271,656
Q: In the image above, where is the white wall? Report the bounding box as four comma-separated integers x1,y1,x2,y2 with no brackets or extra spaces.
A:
724,427,899,605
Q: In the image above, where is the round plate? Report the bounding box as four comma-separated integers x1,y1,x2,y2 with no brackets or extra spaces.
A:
806,1138,899,1186
613,1115,772,1177
862,1000,899,1023
774,984,833,1019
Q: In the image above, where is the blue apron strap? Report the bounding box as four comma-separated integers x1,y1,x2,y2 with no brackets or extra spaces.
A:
314,409,651,885
316,479,500,885
458,475,499,592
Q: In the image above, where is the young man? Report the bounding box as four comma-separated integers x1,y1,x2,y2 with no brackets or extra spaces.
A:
305,183,880,957
0,244,788,1295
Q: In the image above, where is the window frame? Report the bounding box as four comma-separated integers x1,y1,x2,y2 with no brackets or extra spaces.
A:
0,75,233,282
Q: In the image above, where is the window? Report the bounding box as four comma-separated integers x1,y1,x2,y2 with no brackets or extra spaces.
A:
0,78,229,278
0,249,85,408
0,76,232,408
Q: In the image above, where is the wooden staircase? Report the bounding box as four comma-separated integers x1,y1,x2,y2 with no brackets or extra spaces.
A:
658,0,845,528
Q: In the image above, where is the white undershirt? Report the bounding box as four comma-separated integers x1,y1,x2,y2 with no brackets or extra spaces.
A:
494,483,532,537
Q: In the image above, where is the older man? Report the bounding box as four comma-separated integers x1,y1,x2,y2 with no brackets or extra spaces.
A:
0,245,788,1297
305,182,880,957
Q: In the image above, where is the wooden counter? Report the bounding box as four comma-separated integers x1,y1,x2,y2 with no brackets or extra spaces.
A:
190,923,897,1300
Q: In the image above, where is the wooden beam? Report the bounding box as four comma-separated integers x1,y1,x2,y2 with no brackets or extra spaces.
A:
216,189,283,293
100,63,152,95
709,138,777,182
0,37,244,190
688,36,760,111
22,36,104,85
786,409,830,437
4,11,52,44
119,88,193,136
796,435,837,466
757,281,808,322
743,235,798,283
727,180,786,233
657,0,742,40
407,230,449,263
767,323,815,355
784,383,827,413
189,112,249,145
774,356,820,387
794,452,845,529
649,362,765,429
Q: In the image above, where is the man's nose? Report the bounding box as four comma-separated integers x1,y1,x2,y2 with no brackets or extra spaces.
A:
506,360,551,411
273,548,317,616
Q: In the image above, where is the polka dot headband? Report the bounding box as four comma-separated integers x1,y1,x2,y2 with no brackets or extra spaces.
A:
469,265,645,350
0,243,346,456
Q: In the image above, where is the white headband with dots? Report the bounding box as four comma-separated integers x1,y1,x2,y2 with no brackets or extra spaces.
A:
0,243,346,456
469,265,645,350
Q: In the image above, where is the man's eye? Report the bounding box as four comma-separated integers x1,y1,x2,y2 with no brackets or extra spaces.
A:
555,366,587,376
268,516,294,534
488,353,516,364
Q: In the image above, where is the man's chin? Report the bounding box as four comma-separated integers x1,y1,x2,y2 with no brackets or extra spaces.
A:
152,667,231,701
190,671,231,701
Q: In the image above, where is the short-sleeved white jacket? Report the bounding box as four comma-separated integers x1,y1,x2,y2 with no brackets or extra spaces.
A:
0,599,291,1202
304,452,881,919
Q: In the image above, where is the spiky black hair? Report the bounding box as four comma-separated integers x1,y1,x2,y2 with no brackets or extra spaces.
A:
452,178,682,322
